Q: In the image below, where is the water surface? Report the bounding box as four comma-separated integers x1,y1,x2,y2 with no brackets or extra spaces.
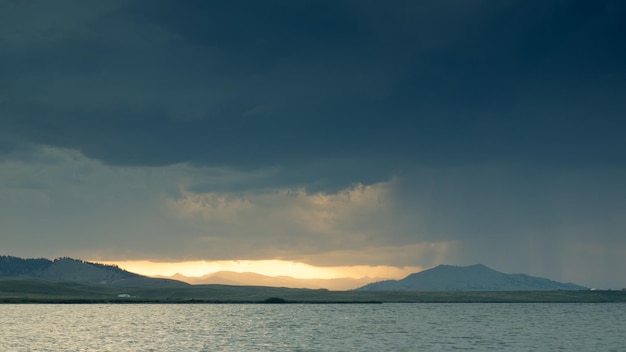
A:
1,303,623,351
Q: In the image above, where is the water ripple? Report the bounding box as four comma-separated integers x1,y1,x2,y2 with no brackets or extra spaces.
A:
1,303,624,351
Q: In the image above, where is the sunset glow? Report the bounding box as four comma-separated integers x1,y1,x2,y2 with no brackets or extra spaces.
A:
96,259,423,280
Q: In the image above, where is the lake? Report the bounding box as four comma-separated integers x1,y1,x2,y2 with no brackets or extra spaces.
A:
1,303,624,351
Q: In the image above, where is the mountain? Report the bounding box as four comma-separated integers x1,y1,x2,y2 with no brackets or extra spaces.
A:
357,264,588,291
0,256,187,287
159,271,383,290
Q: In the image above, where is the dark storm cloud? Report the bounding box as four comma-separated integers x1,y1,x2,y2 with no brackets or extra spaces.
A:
2,0,624,186
389,165,626,240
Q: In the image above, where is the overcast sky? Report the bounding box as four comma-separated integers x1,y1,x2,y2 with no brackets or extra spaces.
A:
1,0,625,288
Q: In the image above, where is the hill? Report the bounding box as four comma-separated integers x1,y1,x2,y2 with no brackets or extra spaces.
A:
0,256,187,287
2,277,623,304
162,271,382,290
3,258,623,303
357,264,587,291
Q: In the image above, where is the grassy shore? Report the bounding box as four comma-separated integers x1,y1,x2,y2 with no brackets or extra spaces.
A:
1,278,625,303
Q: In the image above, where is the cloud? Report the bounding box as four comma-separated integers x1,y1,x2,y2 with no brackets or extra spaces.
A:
0,0,126,47
1,1,625,288
165,180,398,259
2,145,626,287
0,146,454,266
0,147,432,266
1,0,624,181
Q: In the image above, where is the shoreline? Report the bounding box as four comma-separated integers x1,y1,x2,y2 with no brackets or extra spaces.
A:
2,290,625,304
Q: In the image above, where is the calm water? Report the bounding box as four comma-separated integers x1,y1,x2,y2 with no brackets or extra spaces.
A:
1,303,624,351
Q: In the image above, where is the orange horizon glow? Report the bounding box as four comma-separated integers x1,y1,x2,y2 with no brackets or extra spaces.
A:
94,259,424,280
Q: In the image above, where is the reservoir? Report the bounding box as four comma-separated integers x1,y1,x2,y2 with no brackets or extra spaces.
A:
1,303,624,351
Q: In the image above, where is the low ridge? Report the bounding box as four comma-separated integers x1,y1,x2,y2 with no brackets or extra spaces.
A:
0,256,187,287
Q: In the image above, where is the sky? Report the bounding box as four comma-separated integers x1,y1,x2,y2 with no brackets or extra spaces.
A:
1,0,625,289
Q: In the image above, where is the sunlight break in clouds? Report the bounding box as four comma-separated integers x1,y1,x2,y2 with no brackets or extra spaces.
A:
168,181,391,238
161,180,407,263
4,146,624,288
95,259,424,280
1,146,453,271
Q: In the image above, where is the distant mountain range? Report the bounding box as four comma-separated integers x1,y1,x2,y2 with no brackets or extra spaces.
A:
358,264,587,291
159,271,383,290
0,256,377,290
1,256,588,291
0,256,187,287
